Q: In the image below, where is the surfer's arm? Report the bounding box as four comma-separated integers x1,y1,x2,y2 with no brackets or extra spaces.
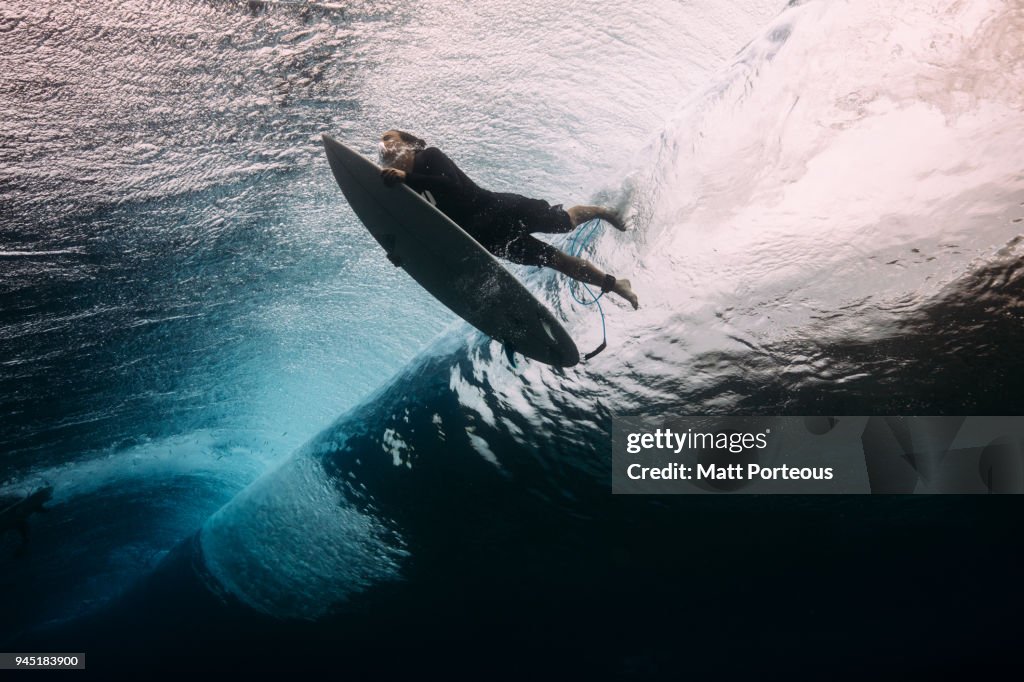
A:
404,147,464,195
380,166,459,194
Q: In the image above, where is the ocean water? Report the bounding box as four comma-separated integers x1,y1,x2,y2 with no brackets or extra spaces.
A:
2,0,1023,676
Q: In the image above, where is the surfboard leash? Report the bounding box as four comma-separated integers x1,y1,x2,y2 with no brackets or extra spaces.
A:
566,219,608,361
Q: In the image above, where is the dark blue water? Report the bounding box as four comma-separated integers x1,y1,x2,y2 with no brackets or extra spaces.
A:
3,0,1024,678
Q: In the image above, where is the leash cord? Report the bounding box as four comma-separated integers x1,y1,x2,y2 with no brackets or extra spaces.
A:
565,219,607,360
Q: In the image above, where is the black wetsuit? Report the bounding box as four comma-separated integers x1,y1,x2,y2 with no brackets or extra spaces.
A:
404,147,574,267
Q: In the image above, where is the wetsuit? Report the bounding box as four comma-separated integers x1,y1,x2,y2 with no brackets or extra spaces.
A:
403,147,574,267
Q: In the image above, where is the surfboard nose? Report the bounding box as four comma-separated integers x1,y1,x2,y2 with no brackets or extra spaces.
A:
322,133,344,158
322,134,356,182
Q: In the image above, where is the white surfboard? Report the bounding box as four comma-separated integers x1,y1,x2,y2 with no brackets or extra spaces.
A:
322,135,580,368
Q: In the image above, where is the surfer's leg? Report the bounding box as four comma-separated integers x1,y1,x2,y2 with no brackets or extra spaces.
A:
546,249,639,310
509,197,625,235
502,235,638,308
566,205,627,232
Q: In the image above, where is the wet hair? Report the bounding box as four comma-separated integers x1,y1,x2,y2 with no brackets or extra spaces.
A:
389,129,426,150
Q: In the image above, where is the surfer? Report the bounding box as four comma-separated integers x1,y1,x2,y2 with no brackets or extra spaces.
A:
377,130,639,309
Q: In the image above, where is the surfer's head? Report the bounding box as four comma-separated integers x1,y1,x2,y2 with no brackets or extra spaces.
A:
379,129,425,169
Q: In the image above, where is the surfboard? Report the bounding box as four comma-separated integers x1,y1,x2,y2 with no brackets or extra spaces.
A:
322,135,580,368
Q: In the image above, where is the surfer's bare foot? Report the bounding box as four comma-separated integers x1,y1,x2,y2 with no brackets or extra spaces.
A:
605,209,628,232
614,278,639,309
